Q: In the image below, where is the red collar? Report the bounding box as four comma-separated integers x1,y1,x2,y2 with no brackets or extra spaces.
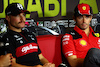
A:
74,26,94,35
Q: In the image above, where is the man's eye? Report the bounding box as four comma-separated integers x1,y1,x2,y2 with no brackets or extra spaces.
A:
86,15,90,18
23,14,26,17
16,15,20,17
78,16,83,19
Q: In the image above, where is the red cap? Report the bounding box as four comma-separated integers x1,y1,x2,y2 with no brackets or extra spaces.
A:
74,3,92,16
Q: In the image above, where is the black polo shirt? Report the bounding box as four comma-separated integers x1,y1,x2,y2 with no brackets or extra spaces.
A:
1,29,42,66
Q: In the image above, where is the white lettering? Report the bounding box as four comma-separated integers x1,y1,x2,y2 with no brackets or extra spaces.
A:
63,41,68,45
63,35,70,38
21,44,38,53
65,51,73,56
16,37,23,41
62,38,69,41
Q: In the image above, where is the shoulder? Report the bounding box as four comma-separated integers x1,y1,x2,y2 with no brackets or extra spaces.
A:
93,32,100,37
24,30,36,36
1,32,9,38
64,30,82,39
23,30,37,40
0,32,9,42
26,31,36,38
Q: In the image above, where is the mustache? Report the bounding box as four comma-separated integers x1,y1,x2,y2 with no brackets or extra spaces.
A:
18,21,25,24
82,23,87,25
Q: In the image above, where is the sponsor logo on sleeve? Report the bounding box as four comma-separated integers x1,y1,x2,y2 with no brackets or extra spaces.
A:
65,51,73,56
62,35,70,45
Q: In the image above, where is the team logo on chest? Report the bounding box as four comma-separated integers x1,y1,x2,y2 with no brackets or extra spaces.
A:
14,35,23,43
79,39,87,46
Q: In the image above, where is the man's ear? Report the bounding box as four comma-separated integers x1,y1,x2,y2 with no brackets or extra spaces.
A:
6,15,10,22
90,15,93,20
89,16,93,23
73,16,76,22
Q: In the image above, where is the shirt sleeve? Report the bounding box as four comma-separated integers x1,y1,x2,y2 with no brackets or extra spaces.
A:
62,33,76,58
38,45,41,54
2,35,17,58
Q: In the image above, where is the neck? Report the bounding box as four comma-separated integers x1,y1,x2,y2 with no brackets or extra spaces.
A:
83,27,90,36
8,26,22,32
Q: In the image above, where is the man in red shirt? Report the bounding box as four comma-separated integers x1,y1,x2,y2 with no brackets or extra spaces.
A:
62,3,100,67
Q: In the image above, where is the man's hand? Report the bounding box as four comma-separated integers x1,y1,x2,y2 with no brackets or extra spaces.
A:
67,55,84,67
39,54,55,67
43,63,55,67
0,53,12,67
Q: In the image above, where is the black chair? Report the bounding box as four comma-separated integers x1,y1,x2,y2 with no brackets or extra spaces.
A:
94,23,100,33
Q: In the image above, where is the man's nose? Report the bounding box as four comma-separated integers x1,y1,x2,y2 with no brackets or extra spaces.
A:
83,17,86,23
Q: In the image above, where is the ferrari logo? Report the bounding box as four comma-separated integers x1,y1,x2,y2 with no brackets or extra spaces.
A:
82,6,86,10
94,33,100,37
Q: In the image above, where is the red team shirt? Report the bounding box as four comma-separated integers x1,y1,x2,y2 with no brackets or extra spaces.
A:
62,26,100,58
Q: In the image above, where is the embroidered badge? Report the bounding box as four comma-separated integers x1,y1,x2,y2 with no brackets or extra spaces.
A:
82,6,86,10
80,40,87,46
94,33,100,37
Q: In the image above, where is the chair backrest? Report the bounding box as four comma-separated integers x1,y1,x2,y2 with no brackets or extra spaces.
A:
37,35,63,67
94,23,100,32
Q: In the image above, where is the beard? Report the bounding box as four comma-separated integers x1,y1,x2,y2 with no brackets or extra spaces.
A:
9,21,25,29
76,23,89,30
